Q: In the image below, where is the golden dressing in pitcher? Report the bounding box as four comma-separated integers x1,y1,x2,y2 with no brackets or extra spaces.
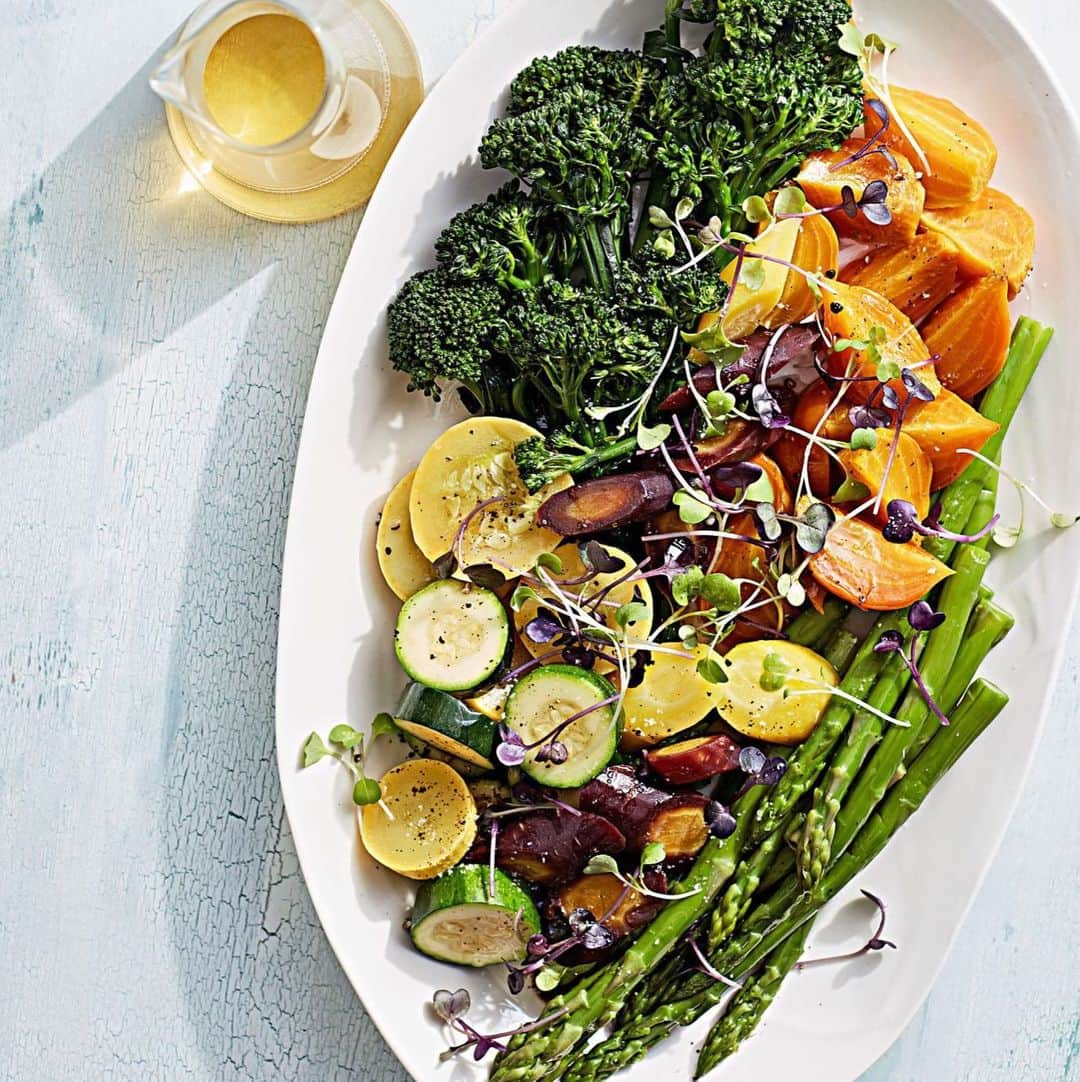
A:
203,13,327,147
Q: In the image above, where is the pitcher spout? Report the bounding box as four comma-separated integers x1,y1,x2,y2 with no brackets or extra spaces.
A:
149,43,194,113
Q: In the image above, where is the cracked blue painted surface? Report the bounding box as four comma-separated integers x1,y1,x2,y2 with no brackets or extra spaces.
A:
0,1,1076,1080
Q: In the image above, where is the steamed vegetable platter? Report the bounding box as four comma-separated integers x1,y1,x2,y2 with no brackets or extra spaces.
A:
302,1,1065,1077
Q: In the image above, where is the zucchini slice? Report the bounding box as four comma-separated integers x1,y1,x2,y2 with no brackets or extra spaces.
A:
359,759,477,880
514,542,654,675
715,640,838,745
620,644,726,749
394,579,509,692
409,417,572,575
503,665,619,788
395,683,497,770
411,864,540,966
376,470,435,600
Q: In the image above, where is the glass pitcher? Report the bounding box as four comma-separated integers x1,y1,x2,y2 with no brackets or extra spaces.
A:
150,0,420,215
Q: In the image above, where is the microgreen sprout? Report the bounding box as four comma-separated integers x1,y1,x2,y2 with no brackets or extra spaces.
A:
735,744,788,797
704,800,738,839
874,601,951,725
795,890,896,970
954,449,1080,547
829,99,898,172
761,656,911,729
882,498,999,546
688,937,744,990
301,713,398,807
583,844,702,902
431,987,569,1061
839,21,931,176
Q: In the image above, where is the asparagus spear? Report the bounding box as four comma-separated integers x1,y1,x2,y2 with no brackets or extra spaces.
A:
923,317,1052,563
797,544,989,885
562,680,1007,1082
693,919,814,1077
784,597,847,647
694,680,1008,1075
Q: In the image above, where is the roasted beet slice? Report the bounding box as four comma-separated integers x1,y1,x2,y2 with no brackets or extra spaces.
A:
578,766,710,860
645,734,743,786
658,324,820,413
493,809,625,886
536,471,674,535
669,419,771,472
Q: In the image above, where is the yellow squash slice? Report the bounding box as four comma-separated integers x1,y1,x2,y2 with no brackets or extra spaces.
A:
410,417,572,577
359,759,477,880
514,542,654,673
621,644,726,749
714,640,837,745
376,470,435,600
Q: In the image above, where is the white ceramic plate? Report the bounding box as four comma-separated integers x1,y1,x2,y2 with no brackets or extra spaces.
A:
276,2,1080,1078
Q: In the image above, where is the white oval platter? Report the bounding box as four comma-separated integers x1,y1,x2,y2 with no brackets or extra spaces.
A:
275,1,1080,1078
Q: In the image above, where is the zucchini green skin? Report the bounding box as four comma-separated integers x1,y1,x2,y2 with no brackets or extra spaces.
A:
395,682,497,768
411,864,540,966
394,579,509,692
504,665,620,789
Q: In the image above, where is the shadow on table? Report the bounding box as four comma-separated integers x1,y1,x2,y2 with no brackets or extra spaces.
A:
3,30,408,1082
2,45,322,453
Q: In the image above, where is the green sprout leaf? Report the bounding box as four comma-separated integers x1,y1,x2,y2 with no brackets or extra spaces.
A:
833,476,872,503
759,652,790,692
741,260,767,293
637,421,672,452
536,551,564,575
1051,511,1080,529
535,967,562,993
774,187,809,216
673,489,713,525
615,601,649,629
678,625,699,648
370,713,398,741
672,565,705,607
705,388,736,420
674,197,695,222
742,195,772,224
648,205,675,229
329,723,365,749
302,732,331,768
583,854,621,876
697,656,728,685
509,584,540,611
352,777,382,806
838,20,866,57
851,428,878,451
744,473,775,503
654,229,677,259
701,572,741,612
776,573,806,608
640,842,666,867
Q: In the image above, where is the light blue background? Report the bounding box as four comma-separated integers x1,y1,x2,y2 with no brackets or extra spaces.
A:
1,1,1076,1078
